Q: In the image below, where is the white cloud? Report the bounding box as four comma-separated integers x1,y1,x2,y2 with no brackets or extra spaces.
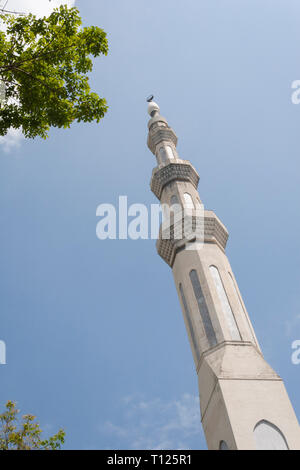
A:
1,0,76,17
0,128,24,153
0,0,77,152
99,394,204,450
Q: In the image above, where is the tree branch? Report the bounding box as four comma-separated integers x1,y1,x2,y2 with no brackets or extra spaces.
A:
14,67,64,94
0,42,77,73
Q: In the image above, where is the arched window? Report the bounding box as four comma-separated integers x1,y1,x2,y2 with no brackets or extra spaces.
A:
170,195,181,215
179,284,201,362
189,270,217,347
170,195,179,206
159,147,167,164
209,266,241,341
228,271,257,346
183,193,195,209
219,440,229,450
165,145,174,160
254,420,289,450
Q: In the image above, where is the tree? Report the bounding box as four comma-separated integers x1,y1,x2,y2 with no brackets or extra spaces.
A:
0,401,65,450
0,5,108,139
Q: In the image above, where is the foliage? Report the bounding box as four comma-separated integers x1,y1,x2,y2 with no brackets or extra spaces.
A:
0,5,108,139
0,401,65,450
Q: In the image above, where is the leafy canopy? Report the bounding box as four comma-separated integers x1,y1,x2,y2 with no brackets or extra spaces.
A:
0,5,108,139
0,400,65,450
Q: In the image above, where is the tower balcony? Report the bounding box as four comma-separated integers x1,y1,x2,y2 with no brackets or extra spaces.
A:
151,160,200,200
156,210,229,267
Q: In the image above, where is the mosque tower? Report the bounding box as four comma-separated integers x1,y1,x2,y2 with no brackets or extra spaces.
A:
146,99,300,450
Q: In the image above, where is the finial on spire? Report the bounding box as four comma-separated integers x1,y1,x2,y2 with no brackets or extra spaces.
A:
147,95,160,118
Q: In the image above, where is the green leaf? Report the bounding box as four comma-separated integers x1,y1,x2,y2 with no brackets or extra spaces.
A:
0,5,108,140
0,401,66,450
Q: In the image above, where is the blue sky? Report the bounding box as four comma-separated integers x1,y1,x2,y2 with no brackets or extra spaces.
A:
0,0,300,450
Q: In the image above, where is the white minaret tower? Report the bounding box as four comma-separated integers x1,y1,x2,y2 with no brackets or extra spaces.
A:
146,99,300,450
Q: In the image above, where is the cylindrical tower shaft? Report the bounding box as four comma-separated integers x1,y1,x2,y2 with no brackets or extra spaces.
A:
146,100,300,450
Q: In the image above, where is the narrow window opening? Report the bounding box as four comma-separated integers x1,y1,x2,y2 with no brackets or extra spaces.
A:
165,145,174,159
254,420,289,450
170,195,179,206
189,270,217,347
228,272,257,345
179,284,201,362
219,441,229,450
209,266,241,341
170,195,181,215
183,193,195,209
159,147,167,164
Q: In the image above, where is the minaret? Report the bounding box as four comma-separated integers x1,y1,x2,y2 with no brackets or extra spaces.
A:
146,99,300,450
